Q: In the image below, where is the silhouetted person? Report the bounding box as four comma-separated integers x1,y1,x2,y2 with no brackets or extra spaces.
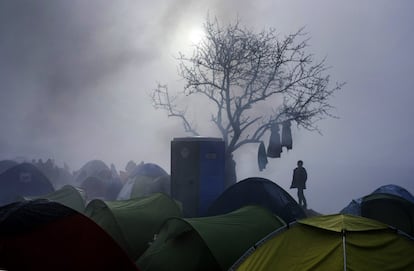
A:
290,160,307,209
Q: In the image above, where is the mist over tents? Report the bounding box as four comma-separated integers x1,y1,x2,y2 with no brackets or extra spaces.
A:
0,0,413,214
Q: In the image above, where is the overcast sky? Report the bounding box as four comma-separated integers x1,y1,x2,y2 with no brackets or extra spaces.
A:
1,0,413,214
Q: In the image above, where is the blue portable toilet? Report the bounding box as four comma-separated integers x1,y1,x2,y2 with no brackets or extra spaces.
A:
171,137,225,217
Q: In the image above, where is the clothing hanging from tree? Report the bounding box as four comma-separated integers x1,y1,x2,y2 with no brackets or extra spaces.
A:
257,141,268,171
267,123,282,158
281,120,293,150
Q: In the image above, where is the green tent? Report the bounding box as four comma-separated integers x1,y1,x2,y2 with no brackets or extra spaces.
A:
231,214,414,271
24,185,86,213
85,193,182,260
360,193,414,236
137,205,286,271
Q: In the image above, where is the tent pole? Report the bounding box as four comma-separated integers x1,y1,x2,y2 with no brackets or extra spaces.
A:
342,230,347,271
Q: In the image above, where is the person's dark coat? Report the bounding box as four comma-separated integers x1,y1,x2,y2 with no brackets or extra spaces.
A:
290,167,307,189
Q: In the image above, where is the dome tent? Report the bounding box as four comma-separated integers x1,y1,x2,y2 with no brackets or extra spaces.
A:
0,160,18,175
117,162,169,200
0,199,139,271
231,214,414,271
341,184,414,215
75,160,122,201
74,159,111,183
81,175,109,201
129,162,168,179
362,193,414,236
22,185,86,213
85,193,182,261
371,184,414,203
341,184,414,236
207,177,306,223
0,163,54,206
137,205,285,271
117,174,171,200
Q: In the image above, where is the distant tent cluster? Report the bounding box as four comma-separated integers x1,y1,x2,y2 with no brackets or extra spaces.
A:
1,158,414,270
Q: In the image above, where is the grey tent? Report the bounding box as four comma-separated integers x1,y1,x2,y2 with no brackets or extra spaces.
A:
74,160,111,184
129,162,168,179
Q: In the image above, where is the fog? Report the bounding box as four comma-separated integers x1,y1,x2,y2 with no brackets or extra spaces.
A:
1,0,413,214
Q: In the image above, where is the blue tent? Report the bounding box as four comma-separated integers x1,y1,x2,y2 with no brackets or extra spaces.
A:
0,163,54,206
0,160,18,175
207,177,306,223
341,184,414,215
372,184,414,203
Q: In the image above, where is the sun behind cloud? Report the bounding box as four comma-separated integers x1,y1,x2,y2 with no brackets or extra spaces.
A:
188,26,205,44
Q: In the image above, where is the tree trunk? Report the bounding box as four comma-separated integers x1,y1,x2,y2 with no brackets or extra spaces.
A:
224,153,237,189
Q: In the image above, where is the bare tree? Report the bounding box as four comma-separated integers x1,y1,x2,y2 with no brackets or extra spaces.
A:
152,17,343,187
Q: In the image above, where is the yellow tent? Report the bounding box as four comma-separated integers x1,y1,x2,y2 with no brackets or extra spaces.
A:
231,214,414,271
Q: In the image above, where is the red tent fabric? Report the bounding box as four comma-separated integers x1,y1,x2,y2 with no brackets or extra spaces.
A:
0,199,139,271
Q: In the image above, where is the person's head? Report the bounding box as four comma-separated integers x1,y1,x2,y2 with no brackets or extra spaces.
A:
297,160,303,167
